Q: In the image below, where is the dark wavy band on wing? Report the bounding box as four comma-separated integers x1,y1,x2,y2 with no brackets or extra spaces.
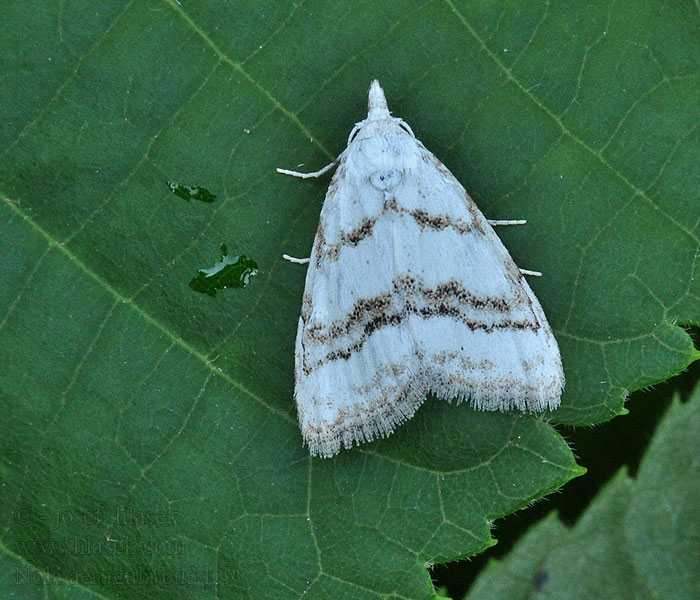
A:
314,198,477,264
300,275,540,375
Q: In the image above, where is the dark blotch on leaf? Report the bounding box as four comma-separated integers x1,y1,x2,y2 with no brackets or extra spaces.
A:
190,245,258,297
534,569,549,590
167,180,216,203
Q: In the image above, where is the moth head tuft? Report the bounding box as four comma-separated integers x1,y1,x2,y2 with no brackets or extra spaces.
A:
367,80,390,121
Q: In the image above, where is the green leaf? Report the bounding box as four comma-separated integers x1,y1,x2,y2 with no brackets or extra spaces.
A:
0,1,697,598
465,382,700,600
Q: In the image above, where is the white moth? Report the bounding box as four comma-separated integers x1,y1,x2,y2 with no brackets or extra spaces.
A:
278,80,564,458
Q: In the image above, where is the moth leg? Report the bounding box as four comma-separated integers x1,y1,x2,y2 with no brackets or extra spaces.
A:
491,220,537,275
488,219,527,226
283,254,311,264
276,159,339,179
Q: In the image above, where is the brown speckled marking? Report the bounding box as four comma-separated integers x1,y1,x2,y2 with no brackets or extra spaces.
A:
312,219,327,268
306,290,393,341
433,353,495,372
306,275,526,344
416,144,486,234
342,216,377,247
316,203,476,263
319,216,378,263
305,316,539,374
298,294,314,349
302,274,540,374
384,195,399,211
462,190,486,235
408,208,473,234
